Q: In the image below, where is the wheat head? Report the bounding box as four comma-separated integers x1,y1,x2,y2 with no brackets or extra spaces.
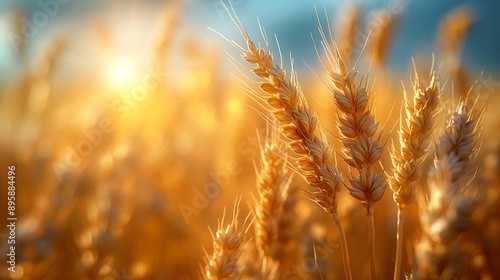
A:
416,102,481,278
204,200,249,280
254,132,295,262
320,29,387,213
220,8,343,216
391,71,441,207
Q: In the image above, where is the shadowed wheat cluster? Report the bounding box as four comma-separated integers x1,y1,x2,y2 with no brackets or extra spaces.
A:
0,0,499,279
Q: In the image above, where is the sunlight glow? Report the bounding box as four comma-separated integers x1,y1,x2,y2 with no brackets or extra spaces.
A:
108,59,135,86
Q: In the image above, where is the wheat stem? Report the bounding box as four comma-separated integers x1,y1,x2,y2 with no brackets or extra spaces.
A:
390,70,440,278
367,207,376,280
318,19,385,279
332,212,352,280
223,0,343,214
220,4,352,277
394,206,404,280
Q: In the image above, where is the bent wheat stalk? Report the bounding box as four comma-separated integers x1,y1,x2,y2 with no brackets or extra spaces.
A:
217,3,351,279
390,69,440,280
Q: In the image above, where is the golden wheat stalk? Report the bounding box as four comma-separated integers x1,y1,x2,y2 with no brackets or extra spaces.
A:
254,128,294,263
437,6,474,99
416,102,481,278
433,103,478,194
390,69,440,280
216,3,351,279
219,3,343,214
319,19,387,214
368,10,399,69
204,199,251,280
318,20,387,279
391,70,440,206
253,127,299,277
335,3,360,66
240,252,279,280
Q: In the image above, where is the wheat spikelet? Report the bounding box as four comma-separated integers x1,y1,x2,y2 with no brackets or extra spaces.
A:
415,102,482,279
391,71,440,207
204,199,249,280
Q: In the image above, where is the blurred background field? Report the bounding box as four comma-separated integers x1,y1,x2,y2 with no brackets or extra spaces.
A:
0,0,499,279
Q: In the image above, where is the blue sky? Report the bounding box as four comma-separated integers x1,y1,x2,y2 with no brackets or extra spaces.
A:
1,0,499,79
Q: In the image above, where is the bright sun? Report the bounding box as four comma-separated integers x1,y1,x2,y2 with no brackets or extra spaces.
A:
108,59,134,86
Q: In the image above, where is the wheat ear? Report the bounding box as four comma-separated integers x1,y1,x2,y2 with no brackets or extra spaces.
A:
391,70,440,206
391,69,440,280
254,128,293,263
218,3,350,279
416,102,480,278
368,10,399,68
204,199,250,280
437,6,474,99
319,23,387,279
335,3,360,66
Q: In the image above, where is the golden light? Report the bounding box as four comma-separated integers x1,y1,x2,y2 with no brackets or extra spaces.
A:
226,95,244,117
107,59,135,87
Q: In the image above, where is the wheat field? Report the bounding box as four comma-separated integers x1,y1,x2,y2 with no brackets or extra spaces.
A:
0,0,499,279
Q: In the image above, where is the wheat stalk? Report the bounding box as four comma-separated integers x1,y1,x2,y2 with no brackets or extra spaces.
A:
390,69,440,280
254,127,300,277
415,102,481,278
254,129,294,263
320,21,387,214
335,3,360,67
391,70,440,206
216,3,351,278
368,10,399,69
318,20,387,279
204,199,250,280
437,6,474,99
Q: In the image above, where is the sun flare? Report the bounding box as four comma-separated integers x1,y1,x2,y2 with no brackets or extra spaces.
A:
107,59,135,87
